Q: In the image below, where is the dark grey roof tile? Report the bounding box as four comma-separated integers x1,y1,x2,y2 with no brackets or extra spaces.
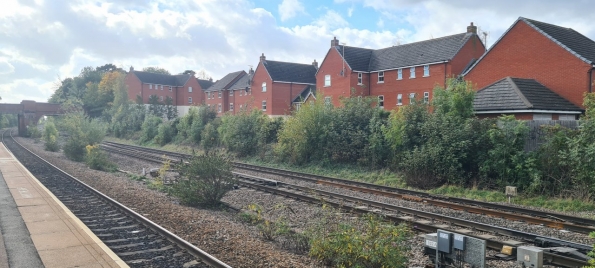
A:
197,79,214,90
206,71,246,91
133,71,189,86
263,60,317,84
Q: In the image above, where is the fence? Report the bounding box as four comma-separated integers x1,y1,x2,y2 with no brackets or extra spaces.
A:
523,120,580,152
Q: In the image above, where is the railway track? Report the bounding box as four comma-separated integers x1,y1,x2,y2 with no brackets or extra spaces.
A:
101,140,595,267
3,132,231,268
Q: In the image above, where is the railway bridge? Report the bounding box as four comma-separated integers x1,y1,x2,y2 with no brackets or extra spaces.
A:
0,100,62,136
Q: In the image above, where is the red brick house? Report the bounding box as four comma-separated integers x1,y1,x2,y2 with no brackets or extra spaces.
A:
251,53,318,116
464,17,594,119
204,70,252,115
316,23,485,109
124,67,213,117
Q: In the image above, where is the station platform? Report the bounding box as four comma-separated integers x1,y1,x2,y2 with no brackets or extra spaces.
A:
0,142,126,268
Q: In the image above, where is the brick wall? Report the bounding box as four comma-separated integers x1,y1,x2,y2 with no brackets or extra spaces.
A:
465,20,593,107
251,61,274,115
450,35,486,75
317,48,364,106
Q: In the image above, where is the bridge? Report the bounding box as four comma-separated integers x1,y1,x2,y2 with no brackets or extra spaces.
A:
0,100,62,136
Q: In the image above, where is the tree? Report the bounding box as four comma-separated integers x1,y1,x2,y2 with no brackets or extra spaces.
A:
43,121,59,152
164,96,178,120
147,95,164,117
142,67,170,75
171,152,236,207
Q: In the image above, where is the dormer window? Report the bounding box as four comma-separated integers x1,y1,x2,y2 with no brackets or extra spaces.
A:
378,71,384,83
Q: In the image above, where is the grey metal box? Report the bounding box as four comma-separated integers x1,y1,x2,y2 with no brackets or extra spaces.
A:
437,230,452,253
425,233,437,249
453,233,466,250
517,246,543,268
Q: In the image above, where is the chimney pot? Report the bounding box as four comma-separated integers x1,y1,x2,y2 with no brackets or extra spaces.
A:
312,59,318,68
249,67,254,75
129,66,134,72
467,22,477,34
260,53,266,62
331,37,340,47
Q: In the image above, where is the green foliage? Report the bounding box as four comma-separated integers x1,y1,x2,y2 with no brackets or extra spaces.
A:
170,151,236,207
309,214,412,268
142,66,170,75
0,114,17,128
43,121,60,152
201,120,220,151
61,112,107,162
26,122,42,139
140,116,163,143
147,95,164,117
84,145,117,171
219,109,268,156
175,106,216,144
164,96,178,120
431,77,476,120
110,103,146,138
154,120,176,146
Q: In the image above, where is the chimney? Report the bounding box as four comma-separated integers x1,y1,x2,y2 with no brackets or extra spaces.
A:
260,53,266,62
331,36,339,47
312,59,318,68
467,22,477,34
190,70,196,76
249,67,254,75
129,66,134,72
209,77,213,82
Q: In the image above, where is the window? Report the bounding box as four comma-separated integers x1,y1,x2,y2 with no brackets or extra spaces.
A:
160,85,163,90
229,90,233,96
262,82,267,92
207,92,211,99
295,103,301,111
169,86,172,92
423,92,429,103
378,71,384,83
218,104,222,113
230,103,234,111
188,86,192,93
397,94,403,105
218,91,222,98
559,114,576,120
262,100,267,111
397,69,402,80
240,90,243,96
410,67,416,78
409,93,415,104
149,84,152,89
533,114,552,120
188,97,192,104
378,95,384,109
423,65,430,77
324,96,331,106
357,73,362,85
324,75,331,86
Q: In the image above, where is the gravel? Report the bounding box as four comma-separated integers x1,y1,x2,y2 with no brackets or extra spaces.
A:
15,136,587,267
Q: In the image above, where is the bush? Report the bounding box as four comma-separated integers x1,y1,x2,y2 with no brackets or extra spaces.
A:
84,145,117,171
201,120,220,151
140,116,162,143
154,121,176,146
62,112,107,161
43,121,60,152
170,151,235,207
218,109,269,156
26,123,42,139
309,214,412,268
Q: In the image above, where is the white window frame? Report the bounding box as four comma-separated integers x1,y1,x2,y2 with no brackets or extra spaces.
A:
423,92,429,103
188,86,192,93
324,75,331,87
559,114,576,120
262,100,267,111
410,67,416,78
409,93,415,104
378,95,384,109
160,85,163,90
218,91,222,98
188,97,192,104
378,71,384,83
240,90,243,96
533,113,552,120
423,65,430,77
218,104,222,113
229,90,234,96
357,73,362,85
397,94,403,105
324,96,331,106
208,92,211,99
295,103,301,111
229,103,234,111
149,84,153,89
397,69,402,80
262,82,267,92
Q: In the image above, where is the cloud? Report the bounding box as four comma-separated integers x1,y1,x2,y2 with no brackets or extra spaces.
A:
314,10,349,29
278,0,306,21
0,59,15,75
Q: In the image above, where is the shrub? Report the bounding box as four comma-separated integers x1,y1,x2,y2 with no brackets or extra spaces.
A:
219,109,268,157
84,145,117,171
62,112,107,161
309,214,412,268
43,121,60,152
201,120,220,151
170,151,235,207
140,116,162,143
154,121,176,146
26,123,42,139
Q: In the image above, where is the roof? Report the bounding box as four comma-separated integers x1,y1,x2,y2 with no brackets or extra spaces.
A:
206,71,246,91
262,60,317,84
132,71,192,86
228,72,253,90
522,17,595,64
334,32,477,72
292,85,316,103
473,77,582,112
197,79,214,90
464,17,595,76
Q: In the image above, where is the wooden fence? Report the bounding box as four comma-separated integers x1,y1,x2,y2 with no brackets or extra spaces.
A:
523,120,580,152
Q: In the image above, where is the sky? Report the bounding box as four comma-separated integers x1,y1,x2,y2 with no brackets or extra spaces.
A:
1,0,595,103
